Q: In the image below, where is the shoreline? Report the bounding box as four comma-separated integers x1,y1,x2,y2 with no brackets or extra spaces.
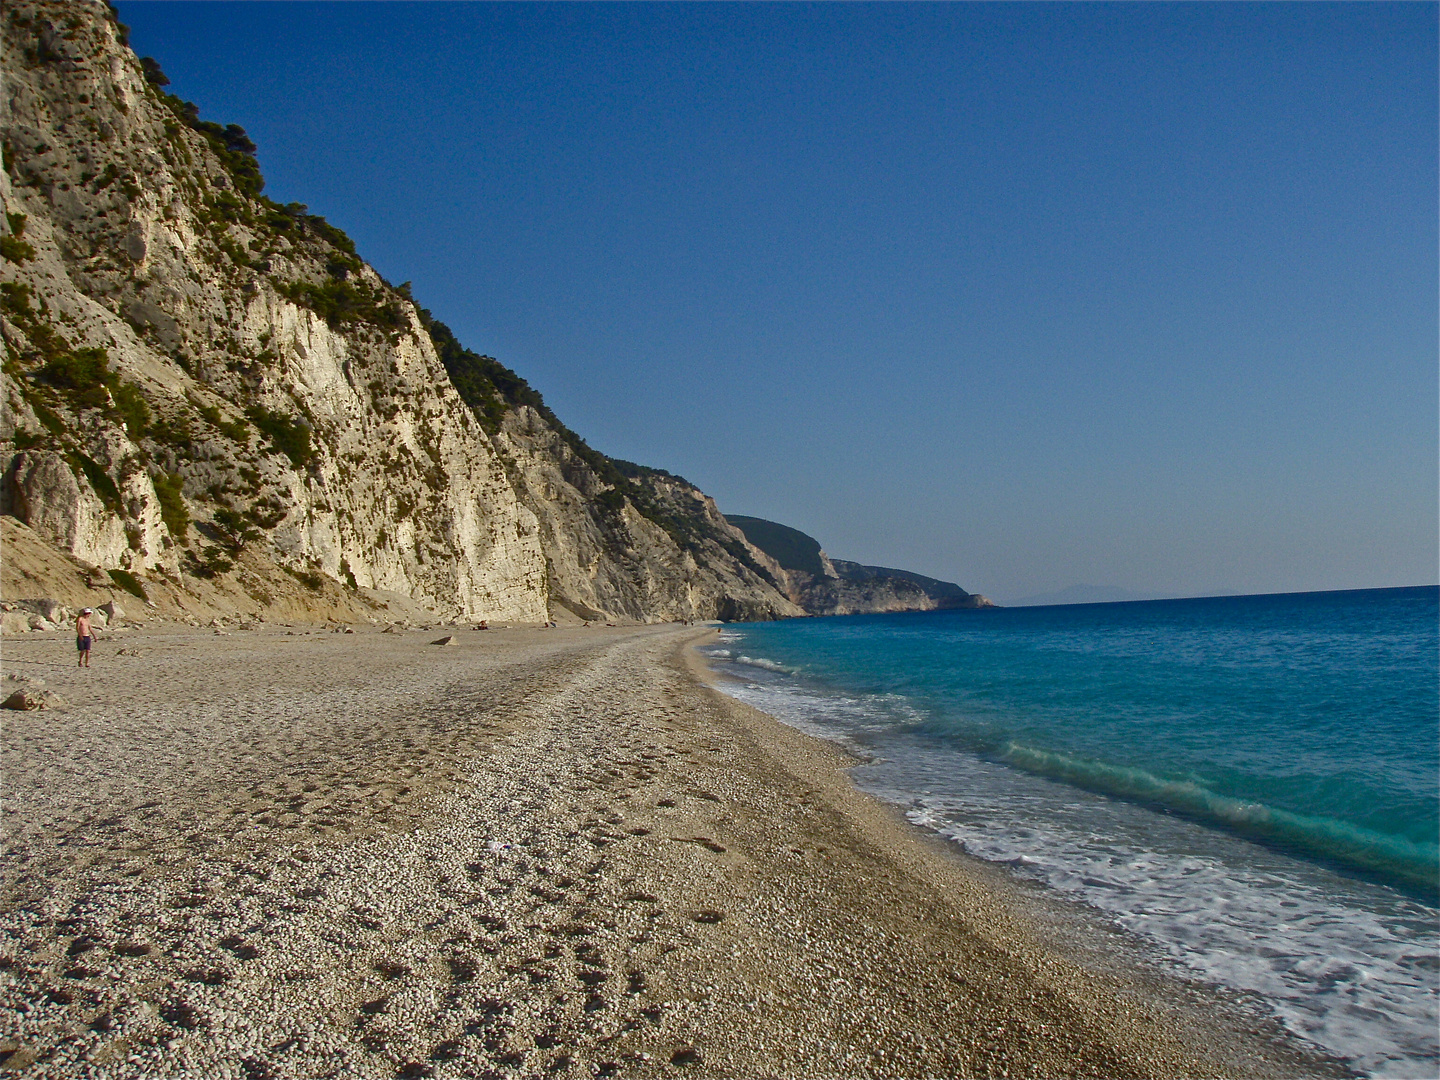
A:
1,622,1347,1077
689,638,1364,1076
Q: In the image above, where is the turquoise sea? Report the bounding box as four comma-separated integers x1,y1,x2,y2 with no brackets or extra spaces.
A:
701,587,1438,1078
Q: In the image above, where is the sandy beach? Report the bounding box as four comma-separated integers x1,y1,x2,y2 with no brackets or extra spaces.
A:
1,622,1347,1078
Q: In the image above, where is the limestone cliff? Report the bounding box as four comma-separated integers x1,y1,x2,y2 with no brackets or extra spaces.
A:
724,516,993,615
0,1,798,624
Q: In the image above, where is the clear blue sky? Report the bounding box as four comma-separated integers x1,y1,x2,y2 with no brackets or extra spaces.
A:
117,2,1436,604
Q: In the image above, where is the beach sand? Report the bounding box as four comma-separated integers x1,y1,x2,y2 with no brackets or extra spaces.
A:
0,622,1347,1078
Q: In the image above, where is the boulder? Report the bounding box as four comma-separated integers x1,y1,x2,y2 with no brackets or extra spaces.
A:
381,624,400,634
100,600,126,622
3,688,67,710
1,612,31,635
430,635,455,646
33,599,69,623
27,615,56,632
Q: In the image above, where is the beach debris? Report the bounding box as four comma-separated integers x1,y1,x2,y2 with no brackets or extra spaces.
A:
3,688,67,710
431,635,456,646
381,624,400,634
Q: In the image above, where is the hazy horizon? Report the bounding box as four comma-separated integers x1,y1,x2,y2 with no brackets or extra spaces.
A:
117,2,1438,601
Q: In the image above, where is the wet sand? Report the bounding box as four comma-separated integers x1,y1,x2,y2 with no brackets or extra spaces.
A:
0,622,1347,1078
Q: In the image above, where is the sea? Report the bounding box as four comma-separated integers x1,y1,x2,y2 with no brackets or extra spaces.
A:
699,586,1439,1078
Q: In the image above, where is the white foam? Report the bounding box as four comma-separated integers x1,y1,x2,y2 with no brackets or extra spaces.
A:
712,673,1440,1079
734,655,793,673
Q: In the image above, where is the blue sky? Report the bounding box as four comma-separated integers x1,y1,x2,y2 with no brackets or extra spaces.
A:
117,2,1436,603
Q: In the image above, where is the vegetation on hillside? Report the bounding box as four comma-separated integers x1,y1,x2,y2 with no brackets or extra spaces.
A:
725,516,827,577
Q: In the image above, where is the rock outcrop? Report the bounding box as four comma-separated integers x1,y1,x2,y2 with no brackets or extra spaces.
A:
1,1,796,624
725,516,993,615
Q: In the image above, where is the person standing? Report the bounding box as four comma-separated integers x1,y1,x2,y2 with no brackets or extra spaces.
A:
75,608,95,668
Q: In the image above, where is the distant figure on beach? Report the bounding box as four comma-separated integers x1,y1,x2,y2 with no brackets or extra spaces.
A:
75,608,94,668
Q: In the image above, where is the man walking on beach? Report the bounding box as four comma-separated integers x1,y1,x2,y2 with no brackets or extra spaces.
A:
75,608,95,668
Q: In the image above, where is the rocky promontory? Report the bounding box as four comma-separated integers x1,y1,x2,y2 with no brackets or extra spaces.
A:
725,516,993,615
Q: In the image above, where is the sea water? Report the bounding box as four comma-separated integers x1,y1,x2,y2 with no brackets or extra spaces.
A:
700,587,1439,1078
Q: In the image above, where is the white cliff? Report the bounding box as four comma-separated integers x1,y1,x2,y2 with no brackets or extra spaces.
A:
1,1,798,624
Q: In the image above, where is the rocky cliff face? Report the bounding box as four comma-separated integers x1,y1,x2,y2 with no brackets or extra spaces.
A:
724,516,992,615
0,0,798,624
793,560,993,615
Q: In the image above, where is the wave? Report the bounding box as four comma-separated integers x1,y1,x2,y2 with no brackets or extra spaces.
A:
734,655,794,674
1000,742,1440,895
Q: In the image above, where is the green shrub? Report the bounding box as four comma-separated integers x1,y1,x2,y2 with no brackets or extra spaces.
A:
67,451,121,511
5,212,25,236
197,404,248,443
245,499,286,529
112,380,150,435
149,413,193,448
212,505,260,549
277,279,404,331
190,546,233,578
245,405,312,467
36,345,152,432
284,566,327,591
39,346,111,405
30,401,64,436
152,472,188,539
0,236,35,263
108,568,147,599
139,56,168,87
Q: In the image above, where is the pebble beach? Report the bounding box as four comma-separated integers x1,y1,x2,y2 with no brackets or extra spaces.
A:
0,622,1347,1078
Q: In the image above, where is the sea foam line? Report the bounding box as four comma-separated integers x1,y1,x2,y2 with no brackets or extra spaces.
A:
1000,742,1440,895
